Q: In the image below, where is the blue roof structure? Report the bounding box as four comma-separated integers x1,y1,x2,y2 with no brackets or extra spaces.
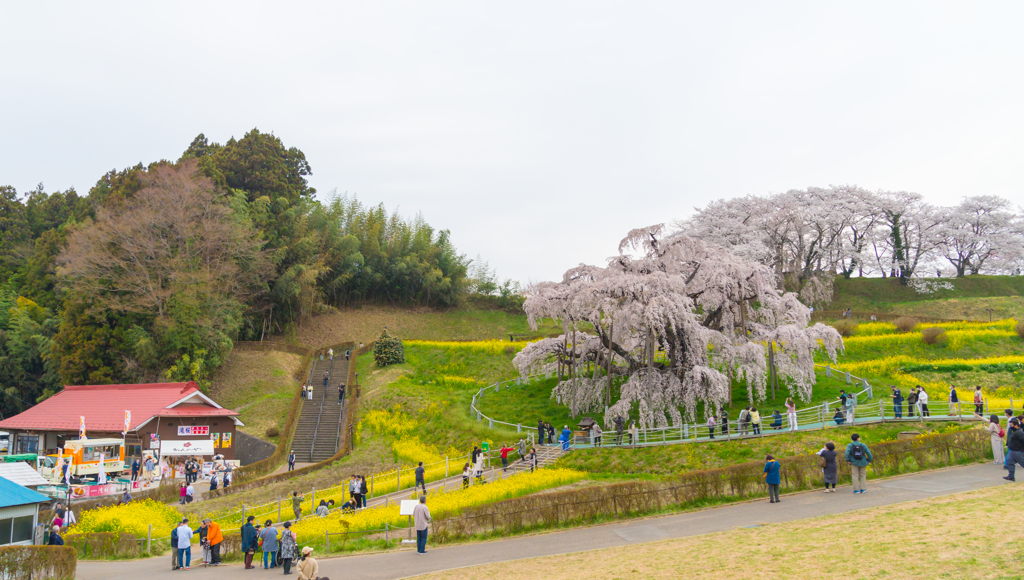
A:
0,476,50,508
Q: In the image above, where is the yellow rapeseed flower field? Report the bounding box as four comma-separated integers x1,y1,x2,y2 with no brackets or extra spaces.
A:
405,339,532,355
69,499,182,539
290,468,585,543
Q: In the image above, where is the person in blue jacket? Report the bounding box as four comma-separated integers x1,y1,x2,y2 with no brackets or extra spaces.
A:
763,455,781,503
560,425,572,451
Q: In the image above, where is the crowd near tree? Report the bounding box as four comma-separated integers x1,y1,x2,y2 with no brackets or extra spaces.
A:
0,130,486,417
675,187,1024,300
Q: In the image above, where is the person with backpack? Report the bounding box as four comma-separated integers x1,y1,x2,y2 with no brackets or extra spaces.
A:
241,516,258,569
738,407,750,435
1005,418,1024,482
974,414,1004,465
613,415,624,445
462,463,471,489
891,386,904,419
974,386,984,414
763,455,781,503
844,434,873,494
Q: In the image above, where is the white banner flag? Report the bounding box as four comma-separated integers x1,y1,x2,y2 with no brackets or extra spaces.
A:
123,410,131,436
79,416,86,439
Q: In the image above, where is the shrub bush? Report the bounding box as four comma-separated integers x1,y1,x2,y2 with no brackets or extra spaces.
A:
1016,321,1024,339
830,320,858,337
922,327,947,345
0,545,76,580
265,426,280,438
373,328,405,366
894,316,919,333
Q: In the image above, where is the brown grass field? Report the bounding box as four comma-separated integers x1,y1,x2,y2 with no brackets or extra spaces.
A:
209,349,304,443
418,484,1021,580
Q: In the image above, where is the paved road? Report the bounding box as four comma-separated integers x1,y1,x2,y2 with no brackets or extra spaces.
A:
77,462,1011,580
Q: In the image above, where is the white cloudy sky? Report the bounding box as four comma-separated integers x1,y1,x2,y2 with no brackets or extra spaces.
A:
2,2,1022,283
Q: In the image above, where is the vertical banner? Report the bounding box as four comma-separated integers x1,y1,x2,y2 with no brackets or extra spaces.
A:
211,433,221,448
123,410,131,436
221,432,232,449
97,453,107,485
79,416,86,439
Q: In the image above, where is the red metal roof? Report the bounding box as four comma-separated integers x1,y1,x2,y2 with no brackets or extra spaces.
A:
0,382,237,432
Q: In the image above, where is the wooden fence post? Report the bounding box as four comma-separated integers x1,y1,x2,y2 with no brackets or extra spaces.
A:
147,524,152,554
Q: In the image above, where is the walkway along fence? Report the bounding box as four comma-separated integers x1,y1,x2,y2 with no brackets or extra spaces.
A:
432,428,990,542
472,365,879,448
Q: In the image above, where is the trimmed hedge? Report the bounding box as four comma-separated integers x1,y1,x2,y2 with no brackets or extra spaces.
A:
0,545,76,580
434,428,990,541
65,531,140,559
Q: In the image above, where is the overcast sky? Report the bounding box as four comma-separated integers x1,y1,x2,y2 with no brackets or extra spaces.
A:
2,2,1022,283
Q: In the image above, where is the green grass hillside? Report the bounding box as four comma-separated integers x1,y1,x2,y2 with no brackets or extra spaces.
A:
829,275,1024,319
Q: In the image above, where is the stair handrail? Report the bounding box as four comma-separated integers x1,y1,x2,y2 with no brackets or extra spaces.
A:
309,358,333,462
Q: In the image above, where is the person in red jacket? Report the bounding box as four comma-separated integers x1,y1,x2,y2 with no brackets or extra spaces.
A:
498,444,515,471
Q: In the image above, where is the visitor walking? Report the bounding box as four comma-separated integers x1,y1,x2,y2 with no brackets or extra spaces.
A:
906,388,917,418
738,407,750,435
974,414,1005,465
131,458,140,481
292,491,304,520
891,386,903,418
517,438,527,462
473,452,486,484
499,443,515,470
918,387,930,417
614,415,624,445
415,462,427,493
763,455,781,503
176,519,194,571
785,398,798,431
288,450,296,472
528,447,538,472
185,482,195,504
462,463,471,489
750,407,761,435
844,434,873,493
560,425,572,451
1005,418,1024,481
322,371,329,390
338,384,345,404
259,520,279,568
179,483,187,505
346,349,351,361
470,446,480,467
817,442,838,492
413,495,432,554
47,525,63,546
328,348,333,360
241,516,258,569
537,420,545,445
974,386,984,414
546,422,555,445
720,409,730,436
949,385,959,417
144,455,155,480
296,547,318,580
706,415,716,439
628,420,638,445
1005,409,1016,470
591,423,602,447
280,521,297,574
209,472,218,492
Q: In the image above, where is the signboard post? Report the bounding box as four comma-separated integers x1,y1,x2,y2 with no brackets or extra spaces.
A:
399,500,418,543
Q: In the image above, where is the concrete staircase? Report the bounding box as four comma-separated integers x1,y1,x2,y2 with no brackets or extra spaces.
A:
291,357,349,464
507,445,565,474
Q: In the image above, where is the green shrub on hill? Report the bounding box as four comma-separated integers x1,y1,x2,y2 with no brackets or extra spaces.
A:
373,328,405,366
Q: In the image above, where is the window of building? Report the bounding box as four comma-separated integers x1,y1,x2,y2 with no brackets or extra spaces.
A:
127,444,142,457
16,435,38,455
0,514,34,546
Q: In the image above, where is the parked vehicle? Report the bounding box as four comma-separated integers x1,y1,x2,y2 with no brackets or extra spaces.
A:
40,438,125,483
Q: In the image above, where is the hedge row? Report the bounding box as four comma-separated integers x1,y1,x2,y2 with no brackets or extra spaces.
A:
433,428,990,540
0,545,76,579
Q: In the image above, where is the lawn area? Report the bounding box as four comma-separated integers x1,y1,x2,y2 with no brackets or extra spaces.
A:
209,349,305,444
829,275,1024,314
417,483,1021,580
555,421,975,477
476,369,859,432
892,296,1024,321
292,304,562,347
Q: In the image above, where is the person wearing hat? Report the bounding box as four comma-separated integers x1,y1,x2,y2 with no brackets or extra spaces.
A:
280,521,298,574
296,546,318,580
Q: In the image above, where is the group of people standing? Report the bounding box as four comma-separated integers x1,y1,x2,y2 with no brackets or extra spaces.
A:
763,433,875,503
889,385,930,418
976,408,1024,481
240,515,321,577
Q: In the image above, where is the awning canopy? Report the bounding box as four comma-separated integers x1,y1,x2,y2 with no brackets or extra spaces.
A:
160,440,214,456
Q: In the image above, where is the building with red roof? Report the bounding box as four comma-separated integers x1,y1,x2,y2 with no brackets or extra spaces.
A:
0,382,242,461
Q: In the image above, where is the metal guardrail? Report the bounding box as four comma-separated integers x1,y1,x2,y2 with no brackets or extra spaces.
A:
472,365,879,449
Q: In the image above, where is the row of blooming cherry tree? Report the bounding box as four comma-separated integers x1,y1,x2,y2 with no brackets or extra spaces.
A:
674,188,1023,292
513,226,844,429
